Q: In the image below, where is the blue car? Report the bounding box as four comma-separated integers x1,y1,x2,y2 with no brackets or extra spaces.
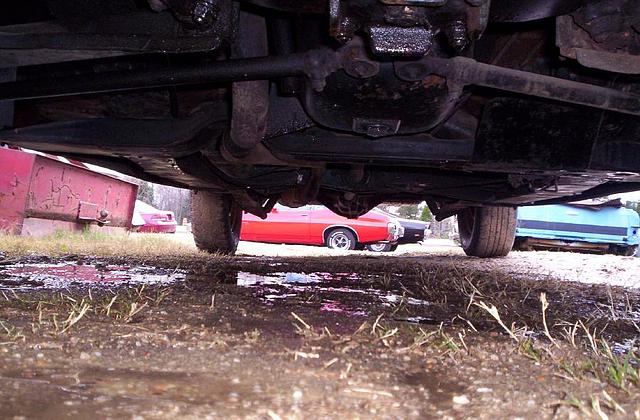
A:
514,202,640,256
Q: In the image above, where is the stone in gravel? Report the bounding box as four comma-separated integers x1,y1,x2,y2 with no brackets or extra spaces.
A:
452,395,470,405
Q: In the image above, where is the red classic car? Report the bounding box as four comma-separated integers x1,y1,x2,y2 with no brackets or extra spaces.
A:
241,204,402,250
132,200,177,233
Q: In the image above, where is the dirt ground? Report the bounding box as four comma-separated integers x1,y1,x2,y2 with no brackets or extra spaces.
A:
0,236,639,419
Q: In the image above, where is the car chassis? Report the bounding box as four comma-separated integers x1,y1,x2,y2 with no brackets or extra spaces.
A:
1,0,640,256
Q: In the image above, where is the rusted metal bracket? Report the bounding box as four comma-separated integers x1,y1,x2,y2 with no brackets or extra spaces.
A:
395,56,640,116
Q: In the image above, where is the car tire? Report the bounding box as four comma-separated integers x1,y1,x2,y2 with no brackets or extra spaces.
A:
191,191,242,254
365,243,396,252
512,237,532,251
611,244,638,256
326,228,356,250
457,206,516,258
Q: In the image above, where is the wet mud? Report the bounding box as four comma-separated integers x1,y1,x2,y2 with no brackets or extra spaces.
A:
0,252,639,418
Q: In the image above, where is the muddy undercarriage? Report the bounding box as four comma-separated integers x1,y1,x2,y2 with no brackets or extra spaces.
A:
1,1,640,251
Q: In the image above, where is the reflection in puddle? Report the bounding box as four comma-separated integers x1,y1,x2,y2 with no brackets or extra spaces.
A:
321,300,367,316
613,338,639,355
236,271,322,286
382,294,432,306
1,263,185,290
235,271,432,318
0,263,436,323
394,316,440,325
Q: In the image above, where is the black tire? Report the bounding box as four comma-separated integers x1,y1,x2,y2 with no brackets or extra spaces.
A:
325,228,357,250
191,191,242,254
365,243,397,252
457,206,516,258
512,237,532,251
611,245,638,256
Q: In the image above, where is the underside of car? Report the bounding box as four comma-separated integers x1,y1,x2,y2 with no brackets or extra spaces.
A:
1,0,640,256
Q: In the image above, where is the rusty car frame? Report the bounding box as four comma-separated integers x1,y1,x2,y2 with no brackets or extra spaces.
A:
1,0,639,256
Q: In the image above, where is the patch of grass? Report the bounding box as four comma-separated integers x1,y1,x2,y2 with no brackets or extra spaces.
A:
599,342,639,390
4,286,164,334
244,328,261,343
0,320,26,344
0,231,202,258
436,329,462,357
550,394,590,416
519,338,542,363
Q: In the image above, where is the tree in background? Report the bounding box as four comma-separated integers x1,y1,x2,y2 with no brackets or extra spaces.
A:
377,203,393,213
420,206,433,222
151,184,191,224
625,201,640,217
136,181,154,204
136,181,191,225
398,204,420,220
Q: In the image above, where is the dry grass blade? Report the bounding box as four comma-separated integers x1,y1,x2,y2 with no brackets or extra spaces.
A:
600,390,625,414
61,302,91,333
122,302,148,323
579,320,600,357
540,293,558,347
473,301,518,342
104,295,118,316
371,313,384,335
291,312,312,330
590,396,609,420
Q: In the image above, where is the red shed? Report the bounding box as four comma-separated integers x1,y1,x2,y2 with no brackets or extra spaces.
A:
0,147,138,236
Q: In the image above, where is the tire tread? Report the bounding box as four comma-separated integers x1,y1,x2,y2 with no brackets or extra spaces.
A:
458,206,516,258
191,191,240,254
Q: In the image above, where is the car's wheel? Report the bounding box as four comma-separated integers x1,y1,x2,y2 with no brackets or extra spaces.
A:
326,228,356,250
365,243,396,252
191,191,242,254
512,237,532,251
611,244,638,256
457,206,516,258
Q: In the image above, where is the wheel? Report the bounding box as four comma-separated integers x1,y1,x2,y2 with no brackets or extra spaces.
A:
457,206,516,258
191,191,242,254
512,237,532,251
611,245,638,256
325,228,356,250
365,243,396,252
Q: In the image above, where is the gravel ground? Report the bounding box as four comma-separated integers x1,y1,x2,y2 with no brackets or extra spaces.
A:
0,236,639,418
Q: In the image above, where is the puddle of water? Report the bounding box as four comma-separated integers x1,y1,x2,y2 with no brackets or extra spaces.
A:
234,271,434,318
612,338,639,356
236,271,322,286
382,294,432,307
394,316,440,325
0,263,185,290
320,300,367,316
1,263,437,323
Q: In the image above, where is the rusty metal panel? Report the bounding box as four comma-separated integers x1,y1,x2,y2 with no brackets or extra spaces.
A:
0,147,35,233
77,201,99,221
25,154,137,228
0,148,138,235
